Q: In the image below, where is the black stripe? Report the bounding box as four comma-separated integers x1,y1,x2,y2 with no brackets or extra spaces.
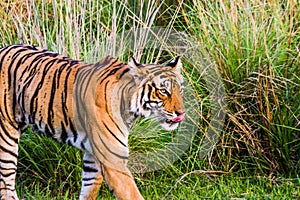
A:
119,67,130,79
94,58,118,70
83,165,98,173
103,123,127,148
80,141,86,150
148,83,153,100
82,177,95,181
0,130,15,147
145,100,161,104
103,81,126,137
0,166,17,171
60,122,68,143
83,160,95,164
79,67,96,98
22,59,41,88
3,91,17,129
0,119,18,145
61,66,73,127
21,44,38,51
152,69,170,76
119,83,129,113
69,119,78,143
56,61,69,88
80,136,89,150
44,124,53,136
61,94,69,126
140,85,145,105
0,171,15,178
160,75,167,79
0,145,18,158
83,183,94,187
0,159,16,165
92,129,128,160
0,45,16,71
0,187,16,192
48,69,58,126
69,60,80,66
99,64,123,85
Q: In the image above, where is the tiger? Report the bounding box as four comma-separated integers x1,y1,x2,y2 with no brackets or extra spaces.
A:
0,44,186,200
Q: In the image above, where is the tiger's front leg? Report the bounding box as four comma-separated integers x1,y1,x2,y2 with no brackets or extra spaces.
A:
0,121,20,200
102,165,144,200
79,153,103,200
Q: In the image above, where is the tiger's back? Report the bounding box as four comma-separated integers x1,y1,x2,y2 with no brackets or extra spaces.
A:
0,44,79,135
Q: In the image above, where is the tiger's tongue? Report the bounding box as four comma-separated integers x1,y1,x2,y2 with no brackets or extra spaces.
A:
171,113,185,123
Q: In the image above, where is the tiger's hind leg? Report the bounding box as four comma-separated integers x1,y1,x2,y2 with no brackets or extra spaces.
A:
0,121,20,200
102,165,144,200
79,153,103,200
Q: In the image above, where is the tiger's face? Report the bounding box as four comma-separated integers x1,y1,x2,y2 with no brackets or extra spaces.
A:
129,57,186,131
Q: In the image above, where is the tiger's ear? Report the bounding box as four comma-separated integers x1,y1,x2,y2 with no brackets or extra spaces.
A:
166,56,182,73
129,56,146,80
129,56,140,68
129,56,142,74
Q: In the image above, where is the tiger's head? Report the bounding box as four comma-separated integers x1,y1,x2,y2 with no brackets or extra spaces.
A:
129,57,186,131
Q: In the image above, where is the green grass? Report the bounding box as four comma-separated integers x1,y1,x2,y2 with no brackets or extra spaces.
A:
17,152,300,200
1,0,299,199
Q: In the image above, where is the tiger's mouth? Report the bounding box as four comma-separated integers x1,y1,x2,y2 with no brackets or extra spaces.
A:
161,113,185,131
170,113,185,123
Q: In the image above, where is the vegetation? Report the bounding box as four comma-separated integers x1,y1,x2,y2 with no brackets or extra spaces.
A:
0,0,299,199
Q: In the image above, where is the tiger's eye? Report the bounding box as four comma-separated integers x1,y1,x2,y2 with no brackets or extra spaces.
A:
160,89,169,95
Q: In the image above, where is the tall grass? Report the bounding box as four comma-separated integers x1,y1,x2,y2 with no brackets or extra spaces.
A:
0,0,299,199
181,0,300,174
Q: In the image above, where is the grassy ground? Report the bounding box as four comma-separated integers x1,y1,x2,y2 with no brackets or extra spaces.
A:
0,0,299,199
17,133,300,199
18,167,300,199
